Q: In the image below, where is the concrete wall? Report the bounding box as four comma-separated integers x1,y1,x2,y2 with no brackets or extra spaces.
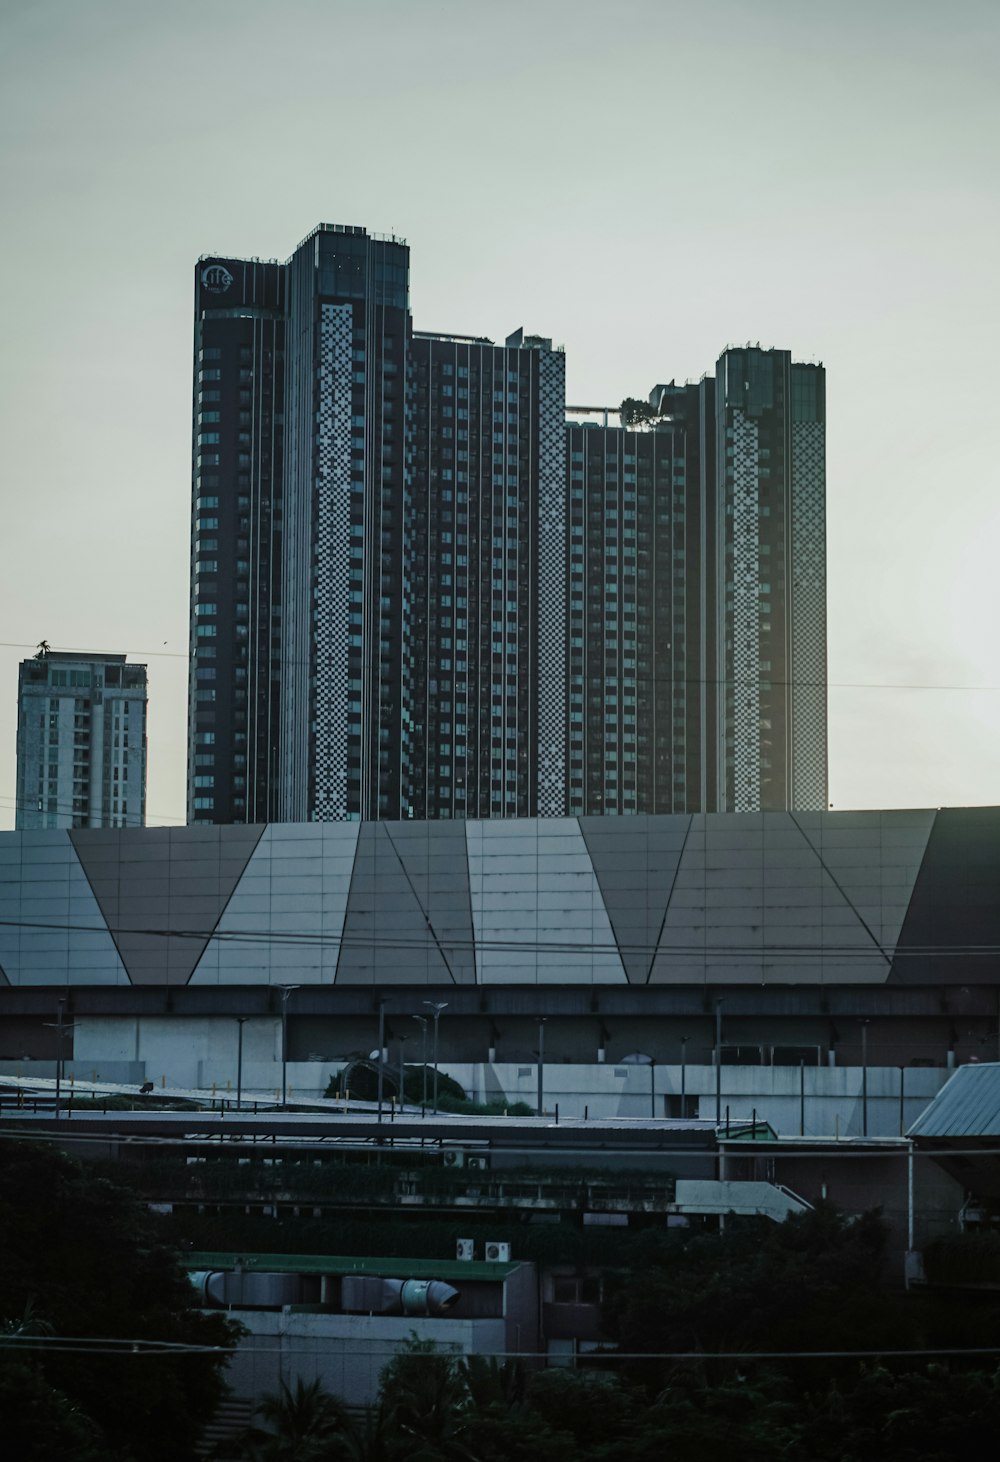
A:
224,1311,506,1408
55,1011,954,1136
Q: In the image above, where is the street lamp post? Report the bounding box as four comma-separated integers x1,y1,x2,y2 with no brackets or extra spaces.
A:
43,999,78,1122
235,1017,248,1109
55,997,65,1119
398,1034,408,1110
377,999,390,1125
413,1015,429,1106
280,986,299,1107
423,1002,448,1114
715,999,724,1125
537,1018,546,1118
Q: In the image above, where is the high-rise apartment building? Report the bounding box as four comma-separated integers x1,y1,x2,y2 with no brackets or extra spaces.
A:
713,348,827,811
188,225,825,823
189,256,285,824
566,380,711,815
15,651,147,829
405,328,565,820
568,349,827,815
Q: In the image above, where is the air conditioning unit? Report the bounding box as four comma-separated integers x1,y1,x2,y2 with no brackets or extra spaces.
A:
466,1155,489,1172
443,1150,465,1168
484,1241,511,1263
456,1239,475,1262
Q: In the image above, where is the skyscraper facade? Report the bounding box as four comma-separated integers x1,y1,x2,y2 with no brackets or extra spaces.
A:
714,348,827,811
16,651,147,829
187,226,825,824
189,255,285,825
405,328,565,820
566,380,711,815
567,349,828,816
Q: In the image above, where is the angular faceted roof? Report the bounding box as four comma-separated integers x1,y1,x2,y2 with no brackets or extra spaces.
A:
908,1062,1000,1139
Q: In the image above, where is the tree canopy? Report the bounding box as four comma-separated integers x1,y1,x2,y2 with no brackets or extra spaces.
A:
0,1138,238,1462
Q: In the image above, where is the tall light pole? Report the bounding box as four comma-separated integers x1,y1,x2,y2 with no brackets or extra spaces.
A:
536,1018,546,1118
423,1001,448,1114
715,999,724,1125
413,1015,429,1107
43,998,78,1122
280,986,299,1107
398,1034,408,1110
377,998,392,1124
235,1017,248,1109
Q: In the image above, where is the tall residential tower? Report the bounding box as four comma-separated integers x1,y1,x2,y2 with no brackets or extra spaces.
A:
16,651,147,829
188,226,826,822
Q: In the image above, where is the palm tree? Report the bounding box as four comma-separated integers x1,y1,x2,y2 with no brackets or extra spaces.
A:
228,1376,348,1461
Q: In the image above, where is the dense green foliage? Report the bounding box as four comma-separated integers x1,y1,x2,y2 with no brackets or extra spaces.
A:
218,1340,1000,1462
618,396,659,428
215,1207,1000,1460
924,1228,1000,1285
0,1139,239,1461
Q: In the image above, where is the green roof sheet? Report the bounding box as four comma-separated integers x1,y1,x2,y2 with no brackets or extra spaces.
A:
181,1250,520,1281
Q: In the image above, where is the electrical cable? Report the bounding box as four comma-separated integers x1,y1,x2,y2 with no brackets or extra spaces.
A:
2,640,999,692
0,912,998,961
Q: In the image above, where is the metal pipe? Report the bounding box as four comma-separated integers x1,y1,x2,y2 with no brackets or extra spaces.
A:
377,1000,386,1124
861,1020,869,1137
680,1035,688,1118
650,1057,656,1119
799,1058,805,1137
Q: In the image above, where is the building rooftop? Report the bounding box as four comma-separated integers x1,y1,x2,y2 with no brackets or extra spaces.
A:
908,1062,1000,1139
182,1250,520,1281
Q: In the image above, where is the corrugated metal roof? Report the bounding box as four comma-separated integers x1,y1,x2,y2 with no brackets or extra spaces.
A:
181,1250,519,1281
907,1062,1000,1138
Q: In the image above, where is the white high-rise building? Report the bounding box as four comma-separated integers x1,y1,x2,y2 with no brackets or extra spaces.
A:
15,650,148,829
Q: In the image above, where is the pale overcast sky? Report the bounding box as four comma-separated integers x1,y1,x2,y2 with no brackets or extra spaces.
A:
1,0,997,827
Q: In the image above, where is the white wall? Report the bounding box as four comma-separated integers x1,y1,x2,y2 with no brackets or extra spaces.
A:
66,1014,952,1136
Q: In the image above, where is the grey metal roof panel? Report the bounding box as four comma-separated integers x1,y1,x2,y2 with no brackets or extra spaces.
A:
907,1062,1000,1138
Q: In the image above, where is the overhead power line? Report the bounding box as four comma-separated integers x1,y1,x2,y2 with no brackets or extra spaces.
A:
0,913,995,960
2,640,998,692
